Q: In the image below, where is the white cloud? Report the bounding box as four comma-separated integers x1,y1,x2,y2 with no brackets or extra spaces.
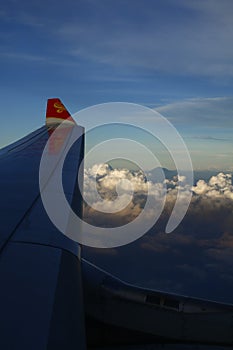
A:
192,172,233,200
83,164,233,228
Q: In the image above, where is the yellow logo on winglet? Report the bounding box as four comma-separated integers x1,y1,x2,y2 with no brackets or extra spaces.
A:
54,102,66,113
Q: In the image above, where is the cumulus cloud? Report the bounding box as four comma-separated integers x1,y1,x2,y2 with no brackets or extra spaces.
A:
82,164,233,303
83,163,152,226
83,163,233,228
192,172,233,200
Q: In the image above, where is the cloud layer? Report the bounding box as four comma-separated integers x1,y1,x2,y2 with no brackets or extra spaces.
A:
83,164,233,227
82,164,233,304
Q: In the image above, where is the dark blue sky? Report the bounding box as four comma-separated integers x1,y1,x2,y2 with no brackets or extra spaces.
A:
0,0,233,169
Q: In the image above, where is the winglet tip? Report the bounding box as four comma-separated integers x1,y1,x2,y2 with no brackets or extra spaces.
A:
46,98,75,125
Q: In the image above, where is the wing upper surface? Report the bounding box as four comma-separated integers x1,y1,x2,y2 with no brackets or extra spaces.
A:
0,99,86,349
0,113,83,255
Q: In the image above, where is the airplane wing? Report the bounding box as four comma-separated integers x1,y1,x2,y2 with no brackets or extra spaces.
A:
0,99,86,350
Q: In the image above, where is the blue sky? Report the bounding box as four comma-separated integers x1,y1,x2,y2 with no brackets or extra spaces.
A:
0,0,233,169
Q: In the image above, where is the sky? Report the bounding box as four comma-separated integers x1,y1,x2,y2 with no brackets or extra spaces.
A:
0,0,233,169
1,0,233,304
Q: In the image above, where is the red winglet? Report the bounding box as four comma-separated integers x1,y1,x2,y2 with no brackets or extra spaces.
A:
46,98,75,125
